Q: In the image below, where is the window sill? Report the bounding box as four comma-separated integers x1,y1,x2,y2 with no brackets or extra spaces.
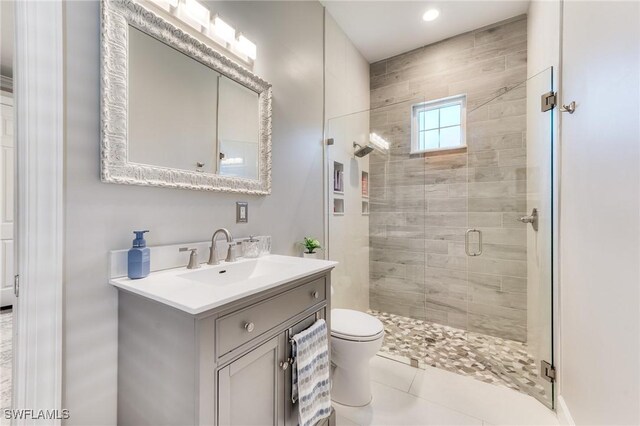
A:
410,145,467,157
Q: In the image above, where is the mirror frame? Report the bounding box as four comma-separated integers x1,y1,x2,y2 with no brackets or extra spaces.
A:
100,0,272,194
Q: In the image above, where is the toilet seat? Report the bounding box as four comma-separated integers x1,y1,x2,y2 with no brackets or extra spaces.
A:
331,309,384,342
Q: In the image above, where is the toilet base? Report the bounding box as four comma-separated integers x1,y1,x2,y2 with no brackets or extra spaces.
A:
331,362,373,407
329,309,385,408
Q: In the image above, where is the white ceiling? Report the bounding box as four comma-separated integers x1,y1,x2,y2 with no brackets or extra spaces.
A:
0,1,529,77
322,0,530,63
1,0,14,79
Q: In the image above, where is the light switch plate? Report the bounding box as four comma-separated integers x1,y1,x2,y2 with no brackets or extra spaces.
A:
236,201,248,223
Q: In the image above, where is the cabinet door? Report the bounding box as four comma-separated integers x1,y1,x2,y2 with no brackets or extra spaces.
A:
218,334,285,426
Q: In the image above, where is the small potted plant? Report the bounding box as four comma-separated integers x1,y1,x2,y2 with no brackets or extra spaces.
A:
300,237,322,259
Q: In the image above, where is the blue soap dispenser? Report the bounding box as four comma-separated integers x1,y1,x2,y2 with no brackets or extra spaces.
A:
128,230,150,279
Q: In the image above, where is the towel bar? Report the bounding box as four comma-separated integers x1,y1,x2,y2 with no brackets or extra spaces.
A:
288,313,323,344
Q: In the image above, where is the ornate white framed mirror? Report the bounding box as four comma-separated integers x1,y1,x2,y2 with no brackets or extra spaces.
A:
100,0,272,194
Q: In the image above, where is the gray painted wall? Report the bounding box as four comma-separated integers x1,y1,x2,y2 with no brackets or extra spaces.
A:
64,1,324,423
368,17,528,341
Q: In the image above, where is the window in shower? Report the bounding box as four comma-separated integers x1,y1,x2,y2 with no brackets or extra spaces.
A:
410,94,466,154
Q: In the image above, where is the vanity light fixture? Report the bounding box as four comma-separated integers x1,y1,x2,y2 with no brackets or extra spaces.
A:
184,0,210,27
147,0,256,63
422,8,440,22
214,16,236,45
178,0,210,30
236,34,257,60
148,0,178,13
369,133,390,151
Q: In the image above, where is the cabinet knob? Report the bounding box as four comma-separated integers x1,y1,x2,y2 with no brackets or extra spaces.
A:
279,361,289,370
312,291,319,299
244,322,255,333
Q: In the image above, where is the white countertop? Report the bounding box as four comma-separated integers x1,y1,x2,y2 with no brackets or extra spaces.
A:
109,254,337,315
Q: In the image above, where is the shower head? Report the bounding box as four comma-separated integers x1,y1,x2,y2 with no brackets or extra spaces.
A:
353,142,375,157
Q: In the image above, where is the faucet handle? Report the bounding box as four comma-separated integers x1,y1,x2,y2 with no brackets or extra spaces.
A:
179,247,200,269
226,242,240,263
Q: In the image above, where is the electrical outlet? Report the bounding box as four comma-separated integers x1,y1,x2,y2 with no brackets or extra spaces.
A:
236,201,248,223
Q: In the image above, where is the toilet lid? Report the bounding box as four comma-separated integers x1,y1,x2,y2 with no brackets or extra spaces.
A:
331,309,384,341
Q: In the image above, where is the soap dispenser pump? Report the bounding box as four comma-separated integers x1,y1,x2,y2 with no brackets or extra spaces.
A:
128,230,150,279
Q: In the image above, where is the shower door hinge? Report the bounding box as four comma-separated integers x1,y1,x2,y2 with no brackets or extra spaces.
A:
541,360,556,382
541,91,557,112
326,138,334,146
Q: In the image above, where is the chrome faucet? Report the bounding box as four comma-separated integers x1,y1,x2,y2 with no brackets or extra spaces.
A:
208,228,237,265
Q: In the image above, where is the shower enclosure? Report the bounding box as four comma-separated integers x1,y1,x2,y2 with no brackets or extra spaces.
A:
326,68,555,408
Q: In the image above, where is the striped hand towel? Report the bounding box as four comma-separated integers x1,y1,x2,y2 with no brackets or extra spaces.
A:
291,319,331,426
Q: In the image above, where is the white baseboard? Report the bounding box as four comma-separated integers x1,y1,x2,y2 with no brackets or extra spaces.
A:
557,396,576,426
0,286,14,308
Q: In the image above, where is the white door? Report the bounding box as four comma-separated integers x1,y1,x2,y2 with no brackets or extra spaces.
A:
0,95,14,307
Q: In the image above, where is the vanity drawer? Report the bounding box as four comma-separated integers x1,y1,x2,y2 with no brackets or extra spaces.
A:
217,277,326,356
216,277,326,356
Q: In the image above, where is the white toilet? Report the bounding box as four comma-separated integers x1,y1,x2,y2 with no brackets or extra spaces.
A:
330,308,385,407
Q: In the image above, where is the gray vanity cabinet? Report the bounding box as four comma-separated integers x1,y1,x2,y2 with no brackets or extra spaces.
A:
116,270,335,426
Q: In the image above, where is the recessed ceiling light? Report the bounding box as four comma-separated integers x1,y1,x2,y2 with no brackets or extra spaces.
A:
422,8,440,22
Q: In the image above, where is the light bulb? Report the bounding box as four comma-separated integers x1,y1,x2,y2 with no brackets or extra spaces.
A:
214,16,236,44
236,34,257,60
184,0,210,28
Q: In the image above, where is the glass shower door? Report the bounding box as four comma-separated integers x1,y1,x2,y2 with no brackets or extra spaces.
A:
325,109,380,314
326,94,431,366
465,68,555,407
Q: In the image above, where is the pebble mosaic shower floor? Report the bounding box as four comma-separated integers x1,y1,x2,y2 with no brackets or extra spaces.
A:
369,309,550,405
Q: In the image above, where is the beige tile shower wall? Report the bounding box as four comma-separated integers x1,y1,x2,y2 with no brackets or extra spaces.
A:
368,16,528,342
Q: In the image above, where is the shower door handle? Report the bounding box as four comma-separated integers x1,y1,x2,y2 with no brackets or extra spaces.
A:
465,229,483,257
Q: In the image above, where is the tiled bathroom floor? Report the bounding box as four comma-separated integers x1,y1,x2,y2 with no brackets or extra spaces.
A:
0,309,11,414
368,310,550,405
334,356,559,426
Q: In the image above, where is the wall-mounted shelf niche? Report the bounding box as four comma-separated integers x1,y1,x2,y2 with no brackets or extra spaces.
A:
361,171,369,198
333,161,344,193
334,198,345,215
362,201,369,215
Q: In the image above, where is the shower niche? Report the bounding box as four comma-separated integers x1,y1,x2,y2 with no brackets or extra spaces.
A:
361,171,369,198
361,201,369,215
333,198,344,215
333,161,344,194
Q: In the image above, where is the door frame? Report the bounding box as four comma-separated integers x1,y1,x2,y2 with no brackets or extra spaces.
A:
12,0,64,423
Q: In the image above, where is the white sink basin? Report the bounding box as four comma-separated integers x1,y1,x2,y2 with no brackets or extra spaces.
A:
178,256,297,286
109,254,337,314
